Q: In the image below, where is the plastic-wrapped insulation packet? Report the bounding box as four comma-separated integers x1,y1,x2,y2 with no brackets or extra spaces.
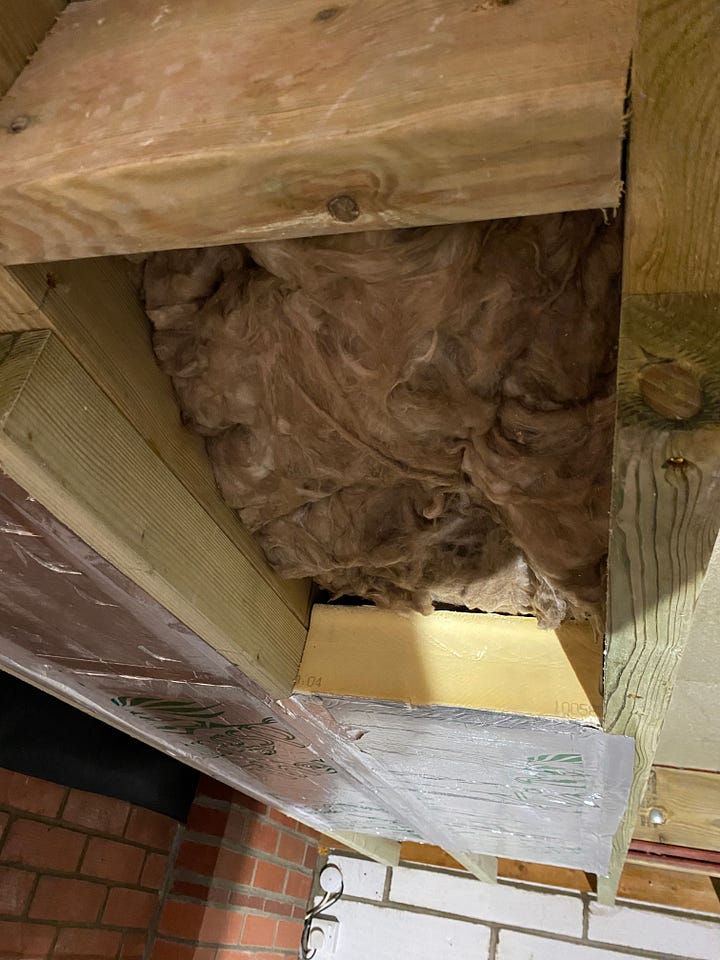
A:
292,696,634,872
0,472,633,875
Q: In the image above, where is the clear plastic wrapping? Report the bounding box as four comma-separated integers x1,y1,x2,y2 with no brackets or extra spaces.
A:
0,473,632,874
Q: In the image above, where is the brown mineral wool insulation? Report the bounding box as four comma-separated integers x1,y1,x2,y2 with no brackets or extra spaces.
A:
143,212,622,628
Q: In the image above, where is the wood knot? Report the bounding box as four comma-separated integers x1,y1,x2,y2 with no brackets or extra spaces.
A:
327,195,360,223
638,360,702,420
473,0,514,9
7,115,30,134
314,6,342,21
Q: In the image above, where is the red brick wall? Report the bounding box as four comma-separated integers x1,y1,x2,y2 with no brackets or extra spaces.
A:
153,775,318,960
1,768,319,960
0,767,179,960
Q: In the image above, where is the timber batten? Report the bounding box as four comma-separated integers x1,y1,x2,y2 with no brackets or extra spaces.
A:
0,259,312,625
598,0,720,902
0,0,634,263
0,330,308,698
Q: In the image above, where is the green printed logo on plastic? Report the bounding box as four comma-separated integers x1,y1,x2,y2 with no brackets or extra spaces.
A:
513,753,589,806
111,695,337,778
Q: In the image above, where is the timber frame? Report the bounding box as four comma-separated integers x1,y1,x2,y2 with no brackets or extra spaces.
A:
0,0,718,898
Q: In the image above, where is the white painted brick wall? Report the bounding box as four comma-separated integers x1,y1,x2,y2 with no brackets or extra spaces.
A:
314,854,720,960
328,854,387,900
314,899,491,960
391,863,583,936
588,902,720,960
496,931,642,960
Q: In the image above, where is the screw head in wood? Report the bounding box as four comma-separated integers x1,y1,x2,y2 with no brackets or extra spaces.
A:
327,195,360,223
638,360,703,420
648,807,665,825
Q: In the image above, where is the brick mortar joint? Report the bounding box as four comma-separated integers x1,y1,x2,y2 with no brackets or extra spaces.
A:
0,913,165,935
192,796,316,841
155,932,299,956
337,893,717,960
143,821,183,960
190,818,316,850
173,867,310,896
167,885,310,908
0,803,174,854
181,833,315,874
0,860,171,895
163,894,305,921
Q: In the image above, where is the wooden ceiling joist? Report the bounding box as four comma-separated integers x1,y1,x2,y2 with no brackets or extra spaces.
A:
0,328,309,698
0,258,312,627
598,0,720,903
0,0,635,263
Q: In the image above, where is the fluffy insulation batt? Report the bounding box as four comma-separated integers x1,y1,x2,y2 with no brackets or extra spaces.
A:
144,212,622,627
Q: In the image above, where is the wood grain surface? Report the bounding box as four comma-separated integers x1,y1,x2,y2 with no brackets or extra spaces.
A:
599,0,720,903
0,261,312,625
0,331,308,697
0,0,634,262
0,0,64,97
634,767,720,854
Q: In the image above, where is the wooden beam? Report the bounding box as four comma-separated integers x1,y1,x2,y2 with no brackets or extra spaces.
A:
0,0,310,682
295,605,603,723
599,0,720,903
617,863,720,912
0,260,311,626
0,0,64,97
0,330,307,698
626,847,720,880
0,0,309,626
634,767,720,854
0,0,635,263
